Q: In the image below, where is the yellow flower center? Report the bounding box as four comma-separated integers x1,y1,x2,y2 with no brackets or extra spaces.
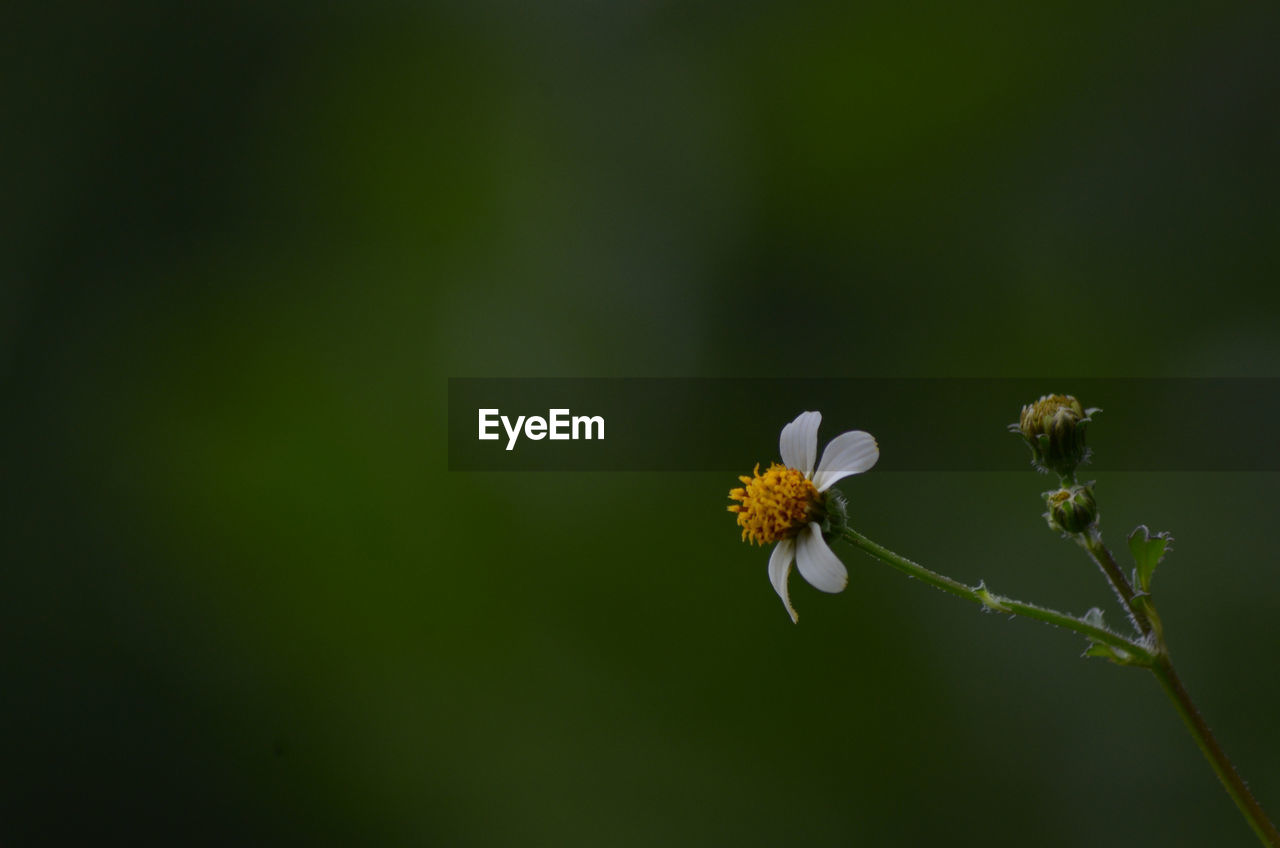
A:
727,463,823,545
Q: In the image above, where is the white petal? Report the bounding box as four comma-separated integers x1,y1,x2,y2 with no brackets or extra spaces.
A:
767,538,798,623
812,430,879,492
795,523,848,593
779,411,821,476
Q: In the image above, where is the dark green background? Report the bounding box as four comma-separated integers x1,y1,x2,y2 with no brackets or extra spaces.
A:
5,2,1279,845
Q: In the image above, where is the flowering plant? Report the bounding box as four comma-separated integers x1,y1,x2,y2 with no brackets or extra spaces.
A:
729,402,1278,847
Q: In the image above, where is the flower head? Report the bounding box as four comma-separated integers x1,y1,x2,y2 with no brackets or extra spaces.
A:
1011,394,1098,479
1045,484,1098,534
728,411,879,622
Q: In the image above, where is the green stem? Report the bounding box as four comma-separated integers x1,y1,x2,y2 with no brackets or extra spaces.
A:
1080,528,1156,637
1075,529,1279,846
840,521,1278,844
838,527,1152,663
1152,659,1280,847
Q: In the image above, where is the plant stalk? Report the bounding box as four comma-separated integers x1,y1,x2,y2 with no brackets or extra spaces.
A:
1081,528,1156,636
1151,658,1280,846
838,527,1151,663
841,523,1279,845
1079,530,1279,847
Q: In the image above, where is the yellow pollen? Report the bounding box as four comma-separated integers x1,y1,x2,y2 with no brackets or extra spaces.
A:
1047,489,1072,508
727,463,823,545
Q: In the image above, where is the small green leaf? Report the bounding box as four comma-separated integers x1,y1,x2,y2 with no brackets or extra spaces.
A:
1083,640,1146,667
974,580,1009,613
1128,525,1173,593
1084,642,1120,661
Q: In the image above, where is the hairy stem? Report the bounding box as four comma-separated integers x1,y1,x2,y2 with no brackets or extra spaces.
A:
842,522,1278,845
1153,659,1280,846
1080,528,1155,636
838,527,1152,663
1076,528,1278,846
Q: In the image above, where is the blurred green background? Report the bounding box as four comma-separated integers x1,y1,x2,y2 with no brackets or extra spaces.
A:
5,2,1280,845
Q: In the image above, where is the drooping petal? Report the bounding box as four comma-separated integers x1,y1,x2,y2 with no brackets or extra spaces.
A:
779,411,821,476
812,430,879,492
767,538,798,623
795,523,848,593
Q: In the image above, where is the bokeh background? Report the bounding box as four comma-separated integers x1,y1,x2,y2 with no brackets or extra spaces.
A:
5,2,1280,845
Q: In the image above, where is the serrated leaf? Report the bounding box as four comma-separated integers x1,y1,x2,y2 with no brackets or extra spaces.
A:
1128,525,1173,593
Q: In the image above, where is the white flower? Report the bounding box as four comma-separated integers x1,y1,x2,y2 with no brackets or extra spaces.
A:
728,411,879,622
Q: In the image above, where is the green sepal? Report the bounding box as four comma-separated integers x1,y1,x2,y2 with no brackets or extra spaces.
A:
820,491,849,537
1128,525,1173,593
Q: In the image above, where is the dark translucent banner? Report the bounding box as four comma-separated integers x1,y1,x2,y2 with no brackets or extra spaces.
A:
447,378,1276,471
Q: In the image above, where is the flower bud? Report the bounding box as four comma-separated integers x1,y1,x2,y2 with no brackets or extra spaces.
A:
1045,485,1097,534
1011,394,1098,478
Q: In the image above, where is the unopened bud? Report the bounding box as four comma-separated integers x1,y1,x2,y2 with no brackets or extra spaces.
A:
1045,485,1097,534
1011,394,1099,478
